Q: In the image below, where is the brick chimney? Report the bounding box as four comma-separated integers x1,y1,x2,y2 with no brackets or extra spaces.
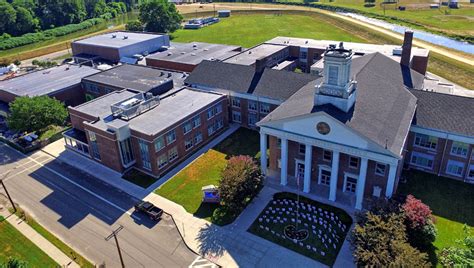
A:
401,30,413,67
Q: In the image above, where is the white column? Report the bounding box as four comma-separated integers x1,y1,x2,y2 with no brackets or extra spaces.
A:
355,157,368,210
303,144,312,193
385,162,398,198
260,132,267,175
280,138,288,186
329,150,340,201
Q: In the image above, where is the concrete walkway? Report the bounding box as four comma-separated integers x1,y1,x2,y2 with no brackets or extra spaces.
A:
0,209,80,268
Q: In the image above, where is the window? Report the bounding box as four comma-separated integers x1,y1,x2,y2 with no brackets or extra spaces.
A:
260,103,270,114
154,136,165,152
86,83,99,94
192,116,201,128
168,147,178,162
185,138,193,151
323,150,332,162
248,113,257,126
166,130,176,144
349,156,359,169
119,138,134,167
328,66,339,85
414,134,438,150
215,118,224,130
207,104,222,119
194,132,203,145
277,138,282,149
375,163,387,176
157,154,168,169
88,131,101,160
468,165,474,179
446,160,464,177
232,111,241,123
248,101,258,112
320,169,331,186
299,143,305,155
300,51,307,59
345,175,357,193
183,121,192,135
138,139,151,170
410,152,434,169
208,124,215,136
215,104,222,114
232,98,240,108
451,141,469,157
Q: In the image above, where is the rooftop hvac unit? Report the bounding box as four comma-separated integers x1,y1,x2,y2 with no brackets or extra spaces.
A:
119,98,141,109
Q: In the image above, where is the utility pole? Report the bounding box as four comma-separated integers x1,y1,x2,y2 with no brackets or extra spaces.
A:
105,225,125,268
1,170,16,213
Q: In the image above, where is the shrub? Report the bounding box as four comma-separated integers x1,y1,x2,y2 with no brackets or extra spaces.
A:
402,195,437,249
219,155,263,214
439,225,474,267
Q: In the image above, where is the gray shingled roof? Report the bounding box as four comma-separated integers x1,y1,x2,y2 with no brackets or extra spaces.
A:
410,89,474,137
260,53,422,156
185,60,318,101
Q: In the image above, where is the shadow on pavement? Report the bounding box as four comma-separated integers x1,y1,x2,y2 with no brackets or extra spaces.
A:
130,210,160,229
196,223,227,259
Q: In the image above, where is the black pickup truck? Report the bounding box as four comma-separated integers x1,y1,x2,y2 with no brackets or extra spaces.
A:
134,201,163,221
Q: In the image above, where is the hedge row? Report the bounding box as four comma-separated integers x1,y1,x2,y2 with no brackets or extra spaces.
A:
0,18,104,50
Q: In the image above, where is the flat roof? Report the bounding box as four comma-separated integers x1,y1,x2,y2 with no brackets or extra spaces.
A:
77,87,223,135
223,44,287,65
73,31,165,49
0,64,100,97
82,64,188,92
147,42,241,65
265,36,429,57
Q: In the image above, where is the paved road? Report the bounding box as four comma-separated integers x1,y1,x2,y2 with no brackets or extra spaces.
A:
0,143,197,267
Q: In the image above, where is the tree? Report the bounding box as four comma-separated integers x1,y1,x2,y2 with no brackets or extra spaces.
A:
139,0,182,33
0,2,17,34
126,20,143,31
351,212,429,266
7,96,68,133
402,195,437,249
439,225,474,267
2,258,28,268
12,6,40,35
218,155,263,213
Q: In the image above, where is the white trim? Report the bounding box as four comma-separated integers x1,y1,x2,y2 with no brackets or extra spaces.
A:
343,172,358,193
410,125,474,144
294,159,305,179
318,165,332,186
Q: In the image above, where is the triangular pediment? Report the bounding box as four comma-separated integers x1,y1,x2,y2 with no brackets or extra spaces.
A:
259,112,393,155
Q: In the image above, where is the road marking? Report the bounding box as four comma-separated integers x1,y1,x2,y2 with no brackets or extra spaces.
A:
2,144,141,221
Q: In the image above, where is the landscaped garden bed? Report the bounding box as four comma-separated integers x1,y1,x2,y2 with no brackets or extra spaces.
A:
248,192,353,266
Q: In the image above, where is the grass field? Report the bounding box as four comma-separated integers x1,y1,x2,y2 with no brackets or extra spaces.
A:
0,216,58,267
397,171,473,266
287,0,474,38
155,128,259,224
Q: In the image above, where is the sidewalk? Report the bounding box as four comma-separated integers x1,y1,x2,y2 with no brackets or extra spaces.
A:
0,209,80,268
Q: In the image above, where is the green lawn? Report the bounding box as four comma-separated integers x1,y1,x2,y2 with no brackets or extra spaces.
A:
155,128,260,224
397,170,474,265
248,192,353,266
172,13,366,47
0,216,58,267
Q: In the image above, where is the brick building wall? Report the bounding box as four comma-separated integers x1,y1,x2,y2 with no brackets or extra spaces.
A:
145,58,196,73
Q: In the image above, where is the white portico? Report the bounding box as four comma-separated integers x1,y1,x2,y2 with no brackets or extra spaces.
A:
259,113,400,210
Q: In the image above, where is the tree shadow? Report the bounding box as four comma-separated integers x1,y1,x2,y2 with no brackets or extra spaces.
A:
196,223,227,259
212,128,260,159
193,202,219,220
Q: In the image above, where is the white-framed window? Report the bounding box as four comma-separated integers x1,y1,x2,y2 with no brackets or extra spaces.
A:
138,139,151,170
168,147,178,162
450,141,469,157
410,152,434,169
323,150,332,162
232,98,240,108
88,131,101,160
192,115,201,128
194,132,203,145
468,165,474,179
328,65,339,85
183,121,192,135
446,160,464,177
184,138,193,151
215,118,224,130
298,143,305,155
248,101,258,112
349,156,359,169
157,154,168,169
166,130,176,144
260,103,270,114
208,124,215,136
207,103,222,119
154,136,165,152
414,134,438,150
248,113,257,126
344,175,357,193
232,111,241,123
375,162,387,176
319,169,331,186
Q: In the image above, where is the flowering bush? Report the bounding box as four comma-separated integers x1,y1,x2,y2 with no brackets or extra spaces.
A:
402,195,437,249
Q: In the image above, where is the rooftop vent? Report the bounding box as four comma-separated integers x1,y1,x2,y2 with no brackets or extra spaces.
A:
123,35,128,40
160,71,165,76
167,72,172,78
112,34,117,38
204,48,209,51
191,53,196,56
167,52,173,56
193,44,198,48
181,52,186,55
305,40,308,44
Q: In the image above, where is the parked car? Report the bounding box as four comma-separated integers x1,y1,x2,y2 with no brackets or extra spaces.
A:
134,201,163,221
